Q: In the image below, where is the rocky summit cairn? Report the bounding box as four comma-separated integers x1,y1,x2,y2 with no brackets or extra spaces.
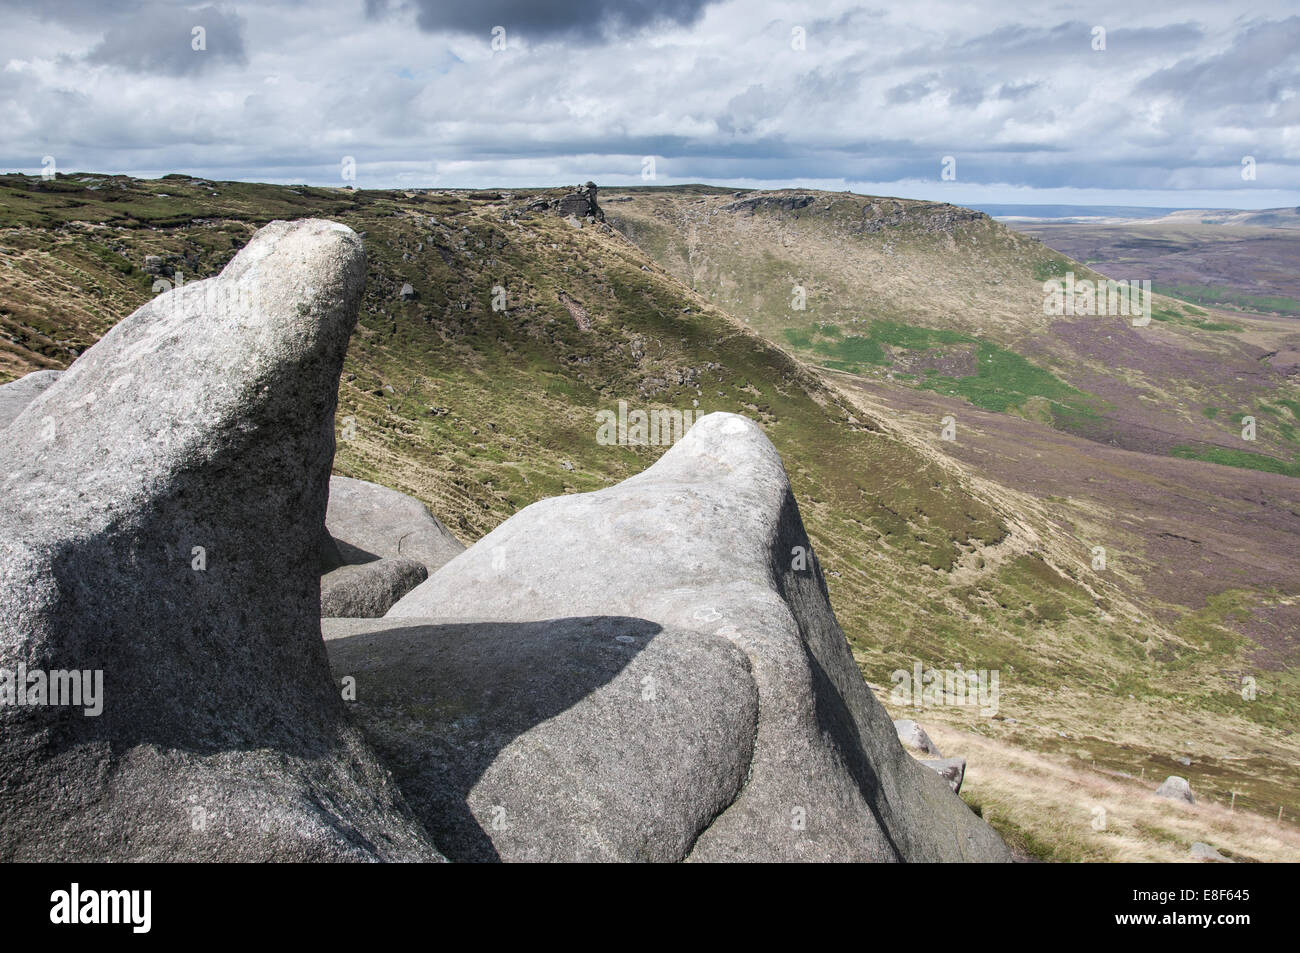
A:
526,181,604,223
376,412,1011,861
0,219,439,861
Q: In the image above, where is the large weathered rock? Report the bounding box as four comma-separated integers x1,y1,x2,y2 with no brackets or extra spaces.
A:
0,219,440,861
321,557,428,618
388,412,1011,862
325,475,464,574
325,615,758,861
555,181,603,221
0,369,62,431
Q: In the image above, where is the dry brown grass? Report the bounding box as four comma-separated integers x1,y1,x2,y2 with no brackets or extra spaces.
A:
920,721,1300,863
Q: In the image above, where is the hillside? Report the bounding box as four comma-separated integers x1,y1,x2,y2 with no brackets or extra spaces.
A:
604,187,1300,470
1014,221,1300,319
1,173,1297,861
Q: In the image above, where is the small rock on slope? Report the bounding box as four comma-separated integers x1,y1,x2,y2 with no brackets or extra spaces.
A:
1156,776,1196,804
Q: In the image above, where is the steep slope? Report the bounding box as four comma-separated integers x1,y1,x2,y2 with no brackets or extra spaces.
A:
605,187,1300,472
2,173,1297,860
607,185,1300,857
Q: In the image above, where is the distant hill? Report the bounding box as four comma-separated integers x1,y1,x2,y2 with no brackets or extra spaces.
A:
974,204,1184,224
982,203,1300,229
1150,207,1300,228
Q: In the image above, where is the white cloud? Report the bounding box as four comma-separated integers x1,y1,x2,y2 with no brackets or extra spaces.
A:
0,0,1296,207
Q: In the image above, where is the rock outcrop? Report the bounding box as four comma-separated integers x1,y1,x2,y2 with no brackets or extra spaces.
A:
0,219,440,861
723,192,814,215
556,182,603,221
382,412,1011,862
526,182,604,222
0,369,62,431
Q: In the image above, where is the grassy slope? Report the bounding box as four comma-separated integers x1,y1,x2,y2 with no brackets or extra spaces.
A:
605,188,1300,472
1,173,1297,860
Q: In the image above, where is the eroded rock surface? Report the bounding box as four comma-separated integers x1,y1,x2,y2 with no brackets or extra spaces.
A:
0,220,440,861
387,412,1011,862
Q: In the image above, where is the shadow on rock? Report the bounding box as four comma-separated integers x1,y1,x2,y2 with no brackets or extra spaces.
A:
324,614,758,862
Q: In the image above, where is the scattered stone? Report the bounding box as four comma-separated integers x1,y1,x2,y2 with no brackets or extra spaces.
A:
1174,755,1191,766
0,219,440,861
894,719,943,756
1189,842,1232,863
1156,776,1196,804
388,412,1010,862
557,290,592,331
399,282,418,301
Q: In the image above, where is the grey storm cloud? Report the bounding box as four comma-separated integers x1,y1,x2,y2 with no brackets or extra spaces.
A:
82,4,248,75
367,0,724,41
0,0,1297,203
884,70,1013,109
892,20,1203,69
1139,16,1300,108
1,0,141,27
885,75,936,105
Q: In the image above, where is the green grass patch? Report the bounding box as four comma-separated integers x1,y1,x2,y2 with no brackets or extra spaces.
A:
1154,282,1300,317
784,318,1103,420
1171,445,1300,478
1151,304,1242,332
1032,258,1071,282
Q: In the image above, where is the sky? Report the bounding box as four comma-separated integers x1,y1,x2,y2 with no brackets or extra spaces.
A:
1,0,1298,208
